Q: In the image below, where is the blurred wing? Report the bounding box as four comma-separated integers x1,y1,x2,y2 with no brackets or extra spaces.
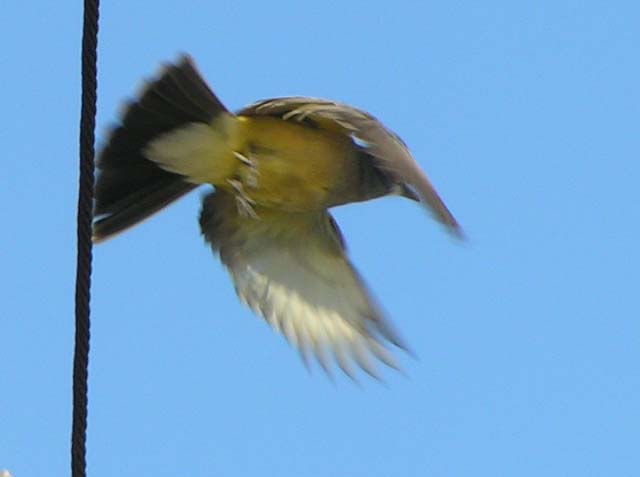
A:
238,97,462,237
200,191,407,380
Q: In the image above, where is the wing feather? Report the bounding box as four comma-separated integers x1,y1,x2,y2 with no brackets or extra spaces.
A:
200,191,407,378
238,97,462,237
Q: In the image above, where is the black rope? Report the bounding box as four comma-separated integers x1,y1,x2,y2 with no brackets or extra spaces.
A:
72,1,99,476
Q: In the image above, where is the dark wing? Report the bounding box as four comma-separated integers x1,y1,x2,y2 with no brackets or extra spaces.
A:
238,97,463,237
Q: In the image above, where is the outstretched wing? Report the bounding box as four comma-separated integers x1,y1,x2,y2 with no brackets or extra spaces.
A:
238,97,462,237
200,191,408,380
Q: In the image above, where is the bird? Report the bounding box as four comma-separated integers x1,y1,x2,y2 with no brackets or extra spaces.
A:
93,55,462,380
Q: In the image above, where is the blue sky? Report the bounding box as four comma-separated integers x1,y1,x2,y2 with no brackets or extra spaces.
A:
2,1,639,476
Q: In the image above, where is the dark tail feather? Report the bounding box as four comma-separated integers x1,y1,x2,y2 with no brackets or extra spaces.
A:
93,55,228,242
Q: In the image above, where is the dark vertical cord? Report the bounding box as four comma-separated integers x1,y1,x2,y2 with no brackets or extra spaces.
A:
73,1,99,476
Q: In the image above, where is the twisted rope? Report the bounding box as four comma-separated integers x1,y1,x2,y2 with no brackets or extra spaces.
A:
72,1,99,476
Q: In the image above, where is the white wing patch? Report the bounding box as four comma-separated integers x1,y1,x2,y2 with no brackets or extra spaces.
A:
226,237,403,380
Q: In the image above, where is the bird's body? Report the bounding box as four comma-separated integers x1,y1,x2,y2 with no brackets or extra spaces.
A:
231,116,363,210
94,56,461,379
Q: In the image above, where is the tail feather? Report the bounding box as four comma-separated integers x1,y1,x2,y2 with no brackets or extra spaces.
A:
94,55,228,242
93,177,196,242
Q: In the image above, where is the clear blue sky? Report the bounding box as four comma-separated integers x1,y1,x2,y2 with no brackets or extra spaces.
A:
2,1,639,476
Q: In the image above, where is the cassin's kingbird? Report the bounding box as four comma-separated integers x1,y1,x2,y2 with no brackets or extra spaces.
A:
93,55,461,379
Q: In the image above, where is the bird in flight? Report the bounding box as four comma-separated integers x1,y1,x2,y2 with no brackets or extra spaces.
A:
93,55,461,380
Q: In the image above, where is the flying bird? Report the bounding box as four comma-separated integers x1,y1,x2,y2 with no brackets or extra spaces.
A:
93,55,461,379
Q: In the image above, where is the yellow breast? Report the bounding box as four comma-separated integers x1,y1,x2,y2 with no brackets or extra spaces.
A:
233,115,360,211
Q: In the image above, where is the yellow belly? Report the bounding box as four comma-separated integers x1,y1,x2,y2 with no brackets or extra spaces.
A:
232,115,359,211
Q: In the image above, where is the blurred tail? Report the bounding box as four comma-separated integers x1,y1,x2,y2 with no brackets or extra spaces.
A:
93,55,231,242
